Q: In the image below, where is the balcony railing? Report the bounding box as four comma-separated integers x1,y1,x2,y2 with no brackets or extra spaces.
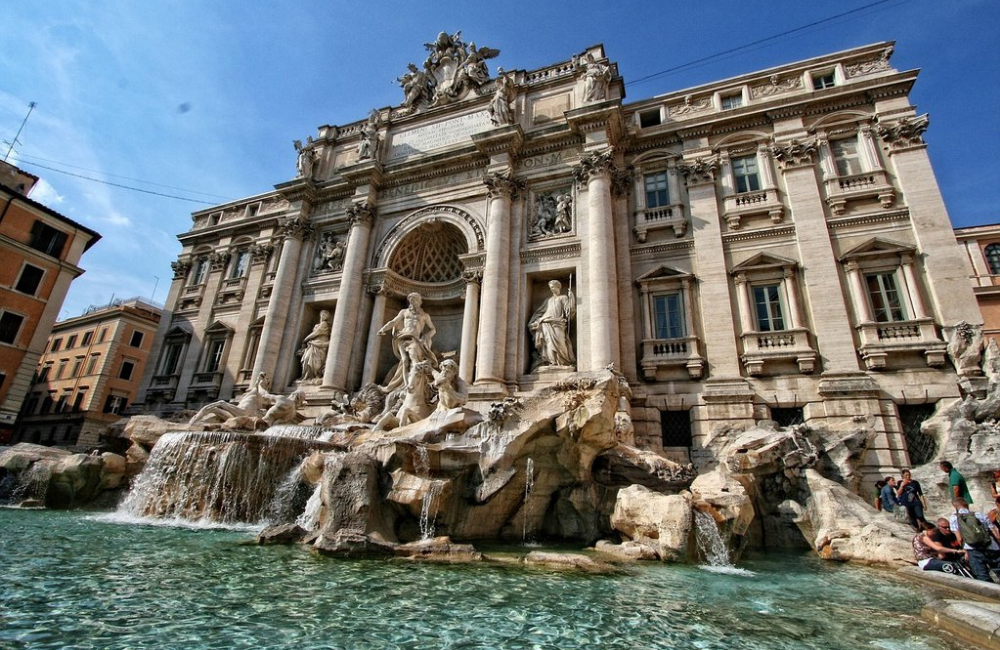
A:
740,328,817,375
640,336,704,379
824,169,895,215
856,318,946,369
633,204,687,242
721,188,784,229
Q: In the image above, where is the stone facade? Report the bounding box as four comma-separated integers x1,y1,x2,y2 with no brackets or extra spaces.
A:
134,39,979,483
954,223,1000,342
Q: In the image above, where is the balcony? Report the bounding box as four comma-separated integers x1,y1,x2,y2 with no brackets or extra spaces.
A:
721,188,783,229
824,170,895,215
633,204,687,242
640,336,704,380
740,328,817,375
856,318,946,370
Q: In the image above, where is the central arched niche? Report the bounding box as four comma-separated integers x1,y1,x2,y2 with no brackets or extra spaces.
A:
376,220,469,384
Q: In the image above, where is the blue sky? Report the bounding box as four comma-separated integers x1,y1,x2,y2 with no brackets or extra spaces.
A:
2,0,996,319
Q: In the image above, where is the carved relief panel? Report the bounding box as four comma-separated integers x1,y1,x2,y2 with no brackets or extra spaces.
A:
528,186,574,242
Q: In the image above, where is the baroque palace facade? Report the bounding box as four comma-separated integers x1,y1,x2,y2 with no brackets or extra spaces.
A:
134,37,980,475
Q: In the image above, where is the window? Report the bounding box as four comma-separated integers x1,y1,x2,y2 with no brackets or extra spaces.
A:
866,272,906,322
639,109,661,128
770,407,805,427
71,357,83,378
0,312,25,344
14,264,44,296
246,203,260,218
66,335,77,349
21,393,39,416
118,360,136,381
57,360,68,379
985,244,1000,275
660,410,693,447
98,328,108,343
209,212,222,226
653,293,685,339
55,393,68,413
731,155,761,193
0,371,4,392
51,338,62,352
204,339,226,373
104,394,127,415
831,138,863,176
644,172,669,209
190,258,209,286
81,331,93,346
812,71,836,90
720,93,743,110
130,331,144,347
752,284,785,332
40,394,54,414
85,354,100,375
37,364,52,382
898,404,937,466
28,221,68,258
229,250,250,279
72,390,87,412
159,342,184,376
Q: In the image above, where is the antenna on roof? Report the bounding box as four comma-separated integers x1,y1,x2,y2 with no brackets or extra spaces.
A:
3,101,37,162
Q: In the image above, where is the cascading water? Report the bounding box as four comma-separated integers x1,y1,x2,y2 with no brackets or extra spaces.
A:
118,430,333,525
693,509,753,575
419,481,443,540
522,458,535,543
414,446,430,476
296,484,324,532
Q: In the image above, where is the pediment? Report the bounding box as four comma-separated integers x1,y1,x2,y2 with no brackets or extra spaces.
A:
839,237,915,262
731,252,798,273
204,320,235,335
636,265,692,285
164,322,193,339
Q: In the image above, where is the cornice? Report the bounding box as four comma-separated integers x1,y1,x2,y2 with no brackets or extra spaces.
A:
827,208,910,229
629,238,694,259
722,224,796,243
519,241,581,263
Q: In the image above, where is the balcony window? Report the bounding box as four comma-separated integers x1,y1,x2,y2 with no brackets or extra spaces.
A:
159,342,184,376
831,138,863,176
644,172,669,209
731,155,761,193
189,258,209,286
866,272,907,323
752,284,785,332
985,244,1000,275
230,250,250,279
653,293,685,339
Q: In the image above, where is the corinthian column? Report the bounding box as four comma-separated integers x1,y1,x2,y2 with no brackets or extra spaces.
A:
575,149,620,370
323,201,375,391
252,214,314,382
460,269,482,383
475,171,520,389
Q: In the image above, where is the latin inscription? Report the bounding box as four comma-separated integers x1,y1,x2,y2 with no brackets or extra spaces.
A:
388,111,493,161
378,169,486,201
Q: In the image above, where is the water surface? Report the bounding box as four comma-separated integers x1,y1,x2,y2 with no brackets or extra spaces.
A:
0,509,957,650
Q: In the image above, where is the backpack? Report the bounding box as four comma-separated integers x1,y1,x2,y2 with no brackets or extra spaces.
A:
957,512,992,548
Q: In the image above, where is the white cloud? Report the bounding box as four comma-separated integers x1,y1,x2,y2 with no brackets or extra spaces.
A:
27,178,65,205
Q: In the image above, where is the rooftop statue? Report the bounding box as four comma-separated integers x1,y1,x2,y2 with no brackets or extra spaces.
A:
397,31,499,111
488,68,516,127
581,53,612,103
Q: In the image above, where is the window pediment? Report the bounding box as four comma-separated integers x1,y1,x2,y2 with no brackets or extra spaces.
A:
839,237,915,263
636,265,692,287
204,321,234,335
731,252,798,274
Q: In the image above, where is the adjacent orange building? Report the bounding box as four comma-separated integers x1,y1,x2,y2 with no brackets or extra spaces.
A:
0,160,101,441
955,223,1000,342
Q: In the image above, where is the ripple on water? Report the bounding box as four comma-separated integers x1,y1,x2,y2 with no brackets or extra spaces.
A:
0,509,961,650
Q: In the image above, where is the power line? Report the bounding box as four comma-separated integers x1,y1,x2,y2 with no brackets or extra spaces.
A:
19,160,222,205
629,0,904,86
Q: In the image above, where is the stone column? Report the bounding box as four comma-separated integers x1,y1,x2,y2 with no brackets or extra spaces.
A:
845,261,873,322
900,253,928,319
135,259,190,405
323,202,375,392
773,137,862,374
758,144,777,189
460,269,482,384
734,273,754,332
475,171,519,388
251,215,313,383
361,283,387,386
783,268,804,329
575,149,620,370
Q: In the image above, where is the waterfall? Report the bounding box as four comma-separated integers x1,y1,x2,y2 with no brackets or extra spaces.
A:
414,446,430,476
118,431,333,526
693,510,731,567
522,458,535,543
419,481,443,540
295,484,324,532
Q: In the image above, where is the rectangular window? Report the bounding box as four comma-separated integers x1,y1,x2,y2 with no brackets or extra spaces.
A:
28,221,68,258
118,360,136,381
72,390,87,412
204,339,226,373
866,272,907,322
0,312,25,345
66,334,77,349
81,331,93,346
85,354,100,375
660,410,693,448
831,138,863,176
720,93,743,110
813,71,836,90
57,360,68,379
160,342,184,376
752,284,785,332
731,155,761,193
230,251,250,279
55,394,68,413
130,331,144,347
21,394,38,416
246,203,260,218
644,172,670,209
639,109,661,128
104,394,126,415
209,212,222,226
51,338,62,352
37,364,52,382
652,293,685,339
15,264,45,296
190,259,209,286
71,358,83,378
40,394,54,414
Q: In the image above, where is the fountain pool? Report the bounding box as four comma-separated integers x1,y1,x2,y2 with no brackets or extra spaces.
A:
0,508,958,650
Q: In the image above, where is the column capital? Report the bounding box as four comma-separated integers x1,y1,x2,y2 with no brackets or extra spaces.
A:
677,155,719,186
771,138,818,170
346,201,376,227
483,170,524,199
278,215,315,241
250,242,274,264
733,272,748,286
876,114,929,152
844,260,861,273
209,249,231,271
573,148,616,184
462,268,484,285
170,259,192,279
610,167,634,198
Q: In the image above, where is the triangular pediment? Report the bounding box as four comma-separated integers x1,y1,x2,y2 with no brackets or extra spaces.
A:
164,322,193,339
635,265,692,285
204,320,234,335
731,252,798,273
839,237,915,262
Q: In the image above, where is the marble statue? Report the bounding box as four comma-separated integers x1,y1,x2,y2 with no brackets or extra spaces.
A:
582,53,612,102
530,190,572,239
433,359,468,411
294,140,315,179
263,390,306,427
408,31,499,108
396,360,435,426
378,292,438,392
488,69,516,127
946,320,985,376
298,310,331,383
189,372,274,425
314,233,345,272
397,63,432,110
554,194,572,233
358,111,380,160
529,279,576,370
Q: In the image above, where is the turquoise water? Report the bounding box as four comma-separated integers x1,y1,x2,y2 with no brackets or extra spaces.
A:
0,508,958,650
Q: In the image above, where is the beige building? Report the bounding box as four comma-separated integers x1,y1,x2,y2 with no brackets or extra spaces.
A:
954,223,1000,342
14,298,161,448
135,38,979,479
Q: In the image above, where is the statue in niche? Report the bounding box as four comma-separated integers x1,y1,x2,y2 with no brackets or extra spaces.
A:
946,320,985,377
529,279,576,370
314,233,346,273
397,63,433,111
488,68,516,127
378,292,438,393
357,111,380,160
433,359,468,411
529,189,572,240
189,372,274,425
298,310,331,383
582,53,612,103
554,194,572,233
293,139,315,179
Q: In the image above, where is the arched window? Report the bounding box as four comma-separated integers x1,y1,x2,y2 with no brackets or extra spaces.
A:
985,243,1000,275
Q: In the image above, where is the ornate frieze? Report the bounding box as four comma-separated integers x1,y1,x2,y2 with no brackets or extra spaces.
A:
170,259,191,280
528,187,573,241
346,201,376,227
669,95,712,117
750,75,802,99
278,215,316,241
771,139,819,169
877,114,929,150
483,170,524,199
519,242,581,264
573,149,616,184
677,157,719,185
845,46,893,78
313,232,346,274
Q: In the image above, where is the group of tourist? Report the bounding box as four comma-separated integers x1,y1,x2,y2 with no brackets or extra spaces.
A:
897,461,1000,584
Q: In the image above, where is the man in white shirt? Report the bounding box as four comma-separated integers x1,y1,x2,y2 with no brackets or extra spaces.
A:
949,498,1000,582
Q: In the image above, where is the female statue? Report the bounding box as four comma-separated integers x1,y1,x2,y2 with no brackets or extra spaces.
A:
529,280,576,369
298,310,331,382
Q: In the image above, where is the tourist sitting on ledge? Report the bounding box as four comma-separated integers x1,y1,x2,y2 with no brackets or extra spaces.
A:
912,520,973,578
949,498,1000,583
